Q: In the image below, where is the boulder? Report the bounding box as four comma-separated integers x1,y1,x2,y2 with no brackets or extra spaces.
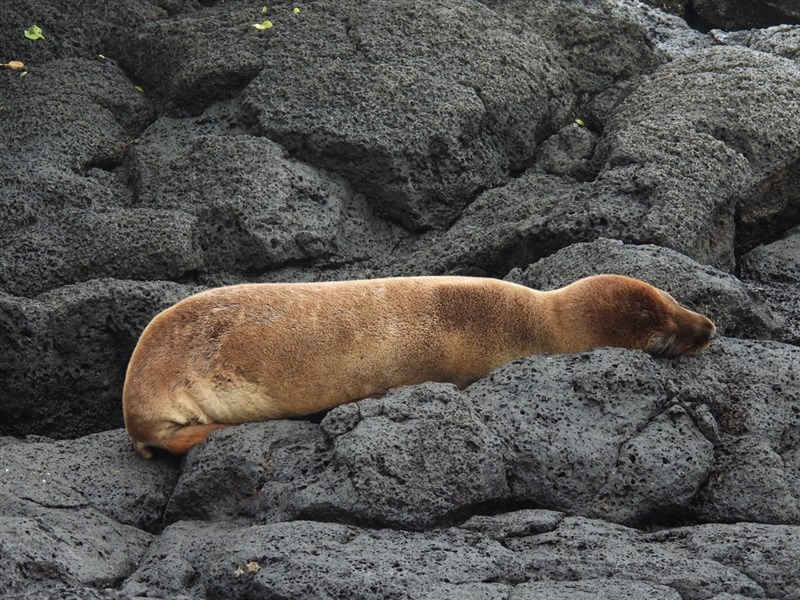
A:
2,0,800,597
238,0,575,230
739,226,800,344
693,0,800,30
406,48,800,275
0,280,197,438
0,430,168,595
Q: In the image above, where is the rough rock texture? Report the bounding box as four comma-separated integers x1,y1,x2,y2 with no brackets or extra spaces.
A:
694,0,800,31
1,0,800,597
712,24,800,61
0,280,198,438
405,46,800,275
739,225,800,345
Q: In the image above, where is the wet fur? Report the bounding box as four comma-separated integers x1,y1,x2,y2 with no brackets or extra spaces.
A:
123,275,715,458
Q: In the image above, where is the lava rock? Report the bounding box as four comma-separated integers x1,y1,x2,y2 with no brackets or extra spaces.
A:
693,0,800,31
239,0,575,230
0,280,198,439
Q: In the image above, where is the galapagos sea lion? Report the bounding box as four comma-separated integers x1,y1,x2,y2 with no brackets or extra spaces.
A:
123,274,715,458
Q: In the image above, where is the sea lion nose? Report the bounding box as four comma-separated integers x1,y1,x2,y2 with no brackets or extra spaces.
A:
698,318,716,343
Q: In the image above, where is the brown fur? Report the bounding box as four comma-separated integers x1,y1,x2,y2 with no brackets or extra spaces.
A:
123,275,715,458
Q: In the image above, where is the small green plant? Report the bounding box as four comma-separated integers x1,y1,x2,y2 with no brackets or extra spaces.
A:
252,19,273,29
24,24,45,41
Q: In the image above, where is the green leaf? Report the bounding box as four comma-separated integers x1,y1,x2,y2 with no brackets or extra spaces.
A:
261,5,268,13
293,6,300,13
574,118,585,127
24,24,45,41
252,20,273,30
134,85,144,93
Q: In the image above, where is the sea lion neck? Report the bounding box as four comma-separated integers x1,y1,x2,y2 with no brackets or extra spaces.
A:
502,282,562,356
532,285,594,354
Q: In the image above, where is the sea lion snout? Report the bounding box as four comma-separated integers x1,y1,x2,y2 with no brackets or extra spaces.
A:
661,311,716,357
691,315,716,353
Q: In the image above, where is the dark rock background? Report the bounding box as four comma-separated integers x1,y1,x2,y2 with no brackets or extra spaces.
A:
1,0,799,598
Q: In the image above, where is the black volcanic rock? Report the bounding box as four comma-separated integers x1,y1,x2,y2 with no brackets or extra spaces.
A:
238,0,575,230
0,280,198,438
693,0,800,31
1,0,800,597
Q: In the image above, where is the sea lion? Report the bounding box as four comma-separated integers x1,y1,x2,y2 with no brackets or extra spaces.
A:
123,274,715,458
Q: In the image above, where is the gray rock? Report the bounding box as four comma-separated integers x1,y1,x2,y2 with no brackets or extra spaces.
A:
324,385,508,528
648,522,800,599
595,47,800,269
533,124,599,181
3,589,134,600
739,226,800,344
119,515,800,599
617,0,714,56
414,582,512,600
510,580,682,599
128,116,406,276
0,429,177,531
122,519,527,599
0,58,153,239
0,280,197,439
240,0,575,229
164,420,332,523
466,348,710,526
460,509,565,540
135,133,345,271
112,6,273,113
678,340,800,525
694,0,800,30
711,25,800,62
593,405,715,525
490,0,665,124
0,209,202,297
765,0,800,20
0,430,168,595
0,495,153,596
639,0,688,18
0,1,166,64
403,172,590,276
508,516,766,599
741,226,800,284
409,48,800,276
166,384,509,530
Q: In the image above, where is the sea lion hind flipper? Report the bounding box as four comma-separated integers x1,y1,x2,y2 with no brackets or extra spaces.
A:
136,423,232,458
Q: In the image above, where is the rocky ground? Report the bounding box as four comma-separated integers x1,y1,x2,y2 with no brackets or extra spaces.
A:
1,0,799,598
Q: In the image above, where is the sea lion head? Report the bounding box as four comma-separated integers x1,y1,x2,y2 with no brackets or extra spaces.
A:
561,274,716,357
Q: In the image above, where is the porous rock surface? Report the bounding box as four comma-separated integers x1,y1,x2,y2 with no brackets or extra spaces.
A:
1,0,799,598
